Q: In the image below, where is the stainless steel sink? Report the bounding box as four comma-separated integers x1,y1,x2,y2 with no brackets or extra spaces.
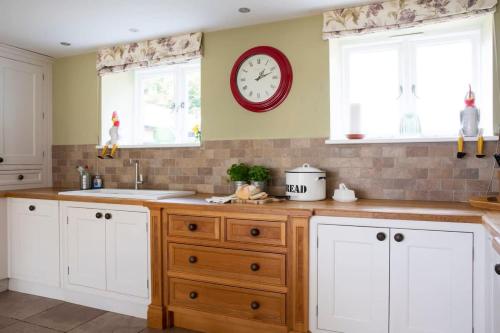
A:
58,188,195,200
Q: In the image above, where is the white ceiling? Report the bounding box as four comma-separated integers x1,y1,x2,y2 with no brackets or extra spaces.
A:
0,0,367,58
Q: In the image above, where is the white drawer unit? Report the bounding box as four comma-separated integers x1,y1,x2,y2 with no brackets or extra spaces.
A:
310,216,486,333
0,169,43,186
7,198,59,287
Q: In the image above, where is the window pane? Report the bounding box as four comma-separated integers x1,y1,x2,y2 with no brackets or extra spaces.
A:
347,46,400,137
415,39,474,137
140,73,177,144
184,68,201,142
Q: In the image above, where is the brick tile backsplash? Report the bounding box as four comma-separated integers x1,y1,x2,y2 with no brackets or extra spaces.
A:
52,138,500,202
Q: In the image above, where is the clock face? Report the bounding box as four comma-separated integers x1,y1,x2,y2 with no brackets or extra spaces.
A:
236,54,282,103
230,46,293,113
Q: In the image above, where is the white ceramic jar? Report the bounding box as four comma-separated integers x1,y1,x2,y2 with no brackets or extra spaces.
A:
285,163,326,201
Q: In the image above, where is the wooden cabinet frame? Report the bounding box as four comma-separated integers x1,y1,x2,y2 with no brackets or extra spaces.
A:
146,204,311,333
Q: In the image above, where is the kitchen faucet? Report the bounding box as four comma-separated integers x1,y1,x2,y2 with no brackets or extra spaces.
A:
130,159,143,190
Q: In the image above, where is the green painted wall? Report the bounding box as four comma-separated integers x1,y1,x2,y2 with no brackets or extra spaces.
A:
53,52,100,145
52,15,329,145
53,13,500,144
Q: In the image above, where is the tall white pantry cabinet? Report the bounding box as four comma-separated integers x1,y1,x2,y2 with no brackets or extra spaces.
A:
0,44,53,190
0,44,52,287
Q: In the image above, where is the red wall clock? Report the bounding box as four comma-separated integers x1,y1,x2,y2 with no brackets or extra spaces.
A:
230,46,293,112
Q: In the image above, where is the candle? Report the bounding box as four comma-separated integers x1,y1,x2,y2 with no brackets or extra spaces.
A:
350,103,361,134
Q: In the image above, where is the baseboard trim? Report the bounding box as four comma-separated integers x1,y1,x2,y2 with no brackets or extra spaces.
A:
0,278,8,292
8,279,148,318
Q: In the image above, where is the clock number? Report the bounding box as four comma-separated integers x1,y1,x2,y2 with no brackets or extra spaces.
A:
240,78,246,82
272,75,278,80
249,91,253,97
270,84,276,89
257,58,261,65
242,85,248,91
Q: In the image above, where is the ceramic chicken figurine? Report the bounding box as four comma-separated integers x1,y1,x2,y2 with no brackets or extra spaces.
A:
457,86,484,158
99,111,120,159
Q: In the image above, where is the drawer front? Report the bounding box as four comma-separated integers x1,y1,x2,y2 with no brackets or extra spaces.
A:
168,215,220,241
168,243,286,286
0,169,42,186
226,219,286,247
8,197,58,217
169,278,286,325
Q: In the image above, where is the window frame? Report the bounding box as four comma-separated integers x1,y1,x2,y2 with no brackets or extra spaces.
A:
99,60,201,149
328,15,495,144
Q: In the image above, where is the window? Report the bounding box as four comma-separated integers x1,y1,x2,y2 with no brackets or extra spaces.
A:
329,16,493,141
101,60,201,147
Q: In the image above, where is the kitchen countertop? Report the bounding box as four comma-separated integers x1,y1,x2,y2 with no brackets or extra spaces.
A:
2,187,499,230
3,188,499,254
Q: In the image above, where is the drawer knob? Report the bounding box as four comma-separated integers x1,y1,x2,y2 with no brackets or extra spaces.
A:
0,157,3,163
250,263,260,272
250,301,260,310
188,223,197,231
189,256,198,264
96,212,103,219
376,232,386,241
495,264,500,275
18,174,24,181
250,228,260,237
104,213,112,220
394,233,404,242
28,205,36,211
189,291,198,299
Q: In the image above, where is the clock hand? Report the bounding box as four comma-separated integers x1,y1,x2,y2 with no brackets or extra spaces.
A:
255,69,265,81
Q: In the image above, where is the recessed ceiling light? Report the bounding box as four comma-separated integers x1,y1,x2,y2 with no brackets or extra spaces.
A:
60,42,71,46
129,28,139,33
238,7,251,13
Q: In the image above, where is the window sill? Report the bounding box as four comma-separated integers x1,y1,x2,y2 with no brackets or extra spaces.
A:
96,143,201,149
325,136,499,145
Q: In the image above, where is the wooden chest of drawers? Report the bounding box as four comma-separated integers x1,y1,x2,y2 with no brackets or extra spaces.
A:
146,205,311,333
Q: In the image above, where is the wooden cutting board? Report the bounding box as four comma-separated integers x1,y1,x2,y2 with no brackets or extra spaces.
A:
231,198,282,205
469,196,500,210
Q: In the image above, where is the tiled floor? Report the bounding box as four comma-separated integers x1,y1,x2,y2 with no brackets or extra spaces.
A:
0,291,198,333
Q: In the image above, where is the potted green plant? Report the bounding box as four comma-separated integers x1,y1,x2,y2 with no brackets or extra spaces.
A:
227,163,250,192
249,165,271,192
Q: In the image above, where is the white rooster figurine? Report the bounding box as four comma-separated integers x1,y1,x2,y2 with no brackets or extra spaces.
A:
99,111,120,159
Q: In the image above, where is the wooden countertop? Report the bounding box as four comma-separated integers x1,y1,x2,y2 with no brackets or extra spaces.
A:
0,188,485,222
2,187,499,254
0,188,147,206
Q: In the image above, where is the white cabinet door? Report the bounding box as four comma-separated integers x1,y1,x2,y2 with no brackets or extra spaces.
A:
317,225,390,333
493,247,500,333
8,198,59,286
390,229,473,333
105,210,148,298
0,58,43,165
66,207,106,290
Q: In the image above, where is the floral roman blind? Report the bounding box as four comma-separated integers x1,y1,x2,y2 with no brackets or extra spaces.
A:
96,32,202,75
322,0,497,39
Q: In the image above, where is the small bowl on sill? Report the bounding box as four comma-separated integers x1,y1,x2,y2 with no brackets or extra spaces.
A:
346,134,365,140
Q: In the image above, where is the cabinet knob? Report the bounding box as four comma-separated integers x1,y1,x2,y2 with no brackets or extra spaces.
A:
18,174,24,181
250,301,260,310
495,264,500,275
189,291,198,299
250,263,260,272
394,233,404,242
104,213,112,220
188,223,197,231
188,256,198,264
250,228,260,237
95,212,103,219
28,205,36,212
0,157,3,163
376,232,386,241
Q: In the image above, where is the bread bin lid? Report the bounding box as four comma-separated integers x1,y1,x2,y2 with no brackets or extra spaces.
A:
286,163,325,173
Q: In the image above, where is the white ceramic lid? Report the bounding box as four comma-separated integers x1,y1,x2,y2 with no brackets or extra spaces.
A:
286,163,325,173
